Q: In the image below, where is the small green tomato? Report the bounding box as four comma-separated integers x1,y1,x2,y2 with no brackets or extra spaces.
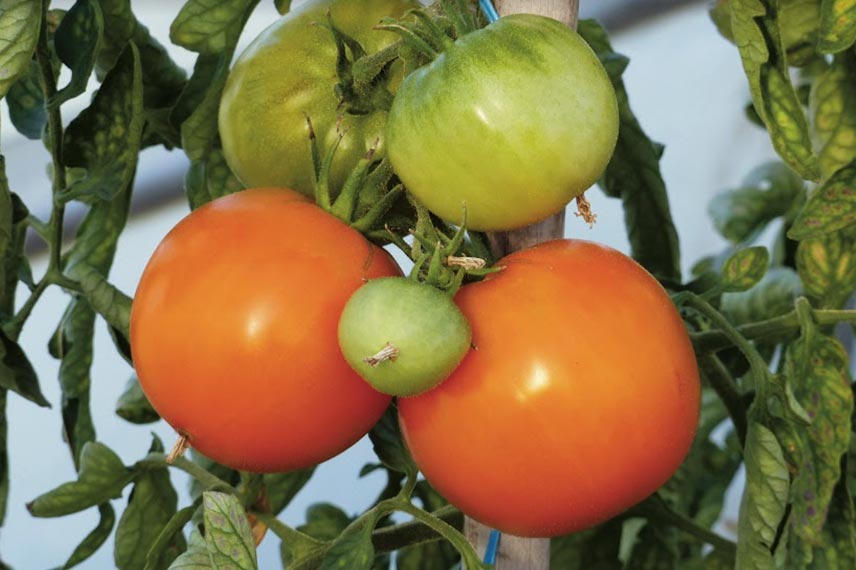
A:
337,277,471,397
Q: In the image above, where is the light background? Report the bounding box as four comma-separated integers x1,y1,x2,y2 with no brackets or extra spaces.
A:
1,1,782,567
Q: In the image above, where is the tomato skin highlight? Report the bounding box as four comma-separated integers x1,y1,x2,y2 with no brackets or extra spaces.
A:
398,240,700,537
386,15,619,231
130,188,399,473
218,0,419,197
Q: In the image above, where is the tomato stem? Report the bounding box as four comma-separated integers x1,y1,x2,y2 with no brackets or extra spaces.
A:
365,342,400,367
165,433,191,464
698,353,748,447
573,193,597,227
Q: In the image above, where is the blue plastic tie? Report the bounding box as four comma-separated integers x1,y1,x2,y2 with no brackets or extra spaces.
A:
483,529,501,565
479,0,500,23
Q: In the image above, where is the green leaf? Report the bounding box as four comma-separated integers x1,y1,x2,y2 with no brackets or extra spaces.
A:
708,161,804,243
168,531,212,570
51,0,103,108
736,422,790,570
804,470,856,568
63,503,116,569
170,0,259,55
264,468,314,516
0,328,51,407
115,440,182,570
202,491,258,570
299,503,352,541
810,50,856,178
729,0,821,181
796,228,856,308
27,441,136,517
721,267,803,325
145,505,197,570
69,262,131,339
61,42,143,203
784,323,853,548
549,518,623,569
6,60,47,139
185,149,244,211
115,376,159,424
319,510,381,570
368,404,416,478
818,0,856,53
96,0,187,111
0,0,41,100
720,246,770,292
579,19,681,283
624,523,678,569
275,0,291,14
790,160,856,239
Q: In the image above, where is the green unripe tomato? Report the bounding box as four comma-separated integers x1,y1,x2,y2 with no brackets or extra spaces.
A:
386,14,619,231
338,277,471,397
218,0,418,197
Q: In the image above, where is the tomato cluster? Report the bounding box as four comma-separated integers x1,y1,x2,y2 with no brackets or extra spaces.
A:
131,0,700,539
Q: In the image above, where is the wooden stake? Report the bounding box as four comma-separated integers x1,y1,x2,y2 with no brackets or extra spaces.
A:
469,1,580,568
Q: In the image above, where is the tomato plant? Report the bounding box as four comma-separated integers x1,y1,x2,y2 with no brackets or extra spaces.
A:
386,14,619,231
3,0,856,569
219,0,419,197
338,277,472,396
398,240,701,536
130,188,399,472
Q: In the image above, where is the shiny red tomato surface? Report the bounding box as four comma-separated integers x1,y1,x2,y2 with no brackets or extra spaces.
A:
131,188,399,472
398,240,700,536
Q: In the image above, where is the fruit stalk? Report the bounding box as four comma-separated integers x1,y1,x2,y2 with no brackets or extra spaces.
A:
467,3,578,569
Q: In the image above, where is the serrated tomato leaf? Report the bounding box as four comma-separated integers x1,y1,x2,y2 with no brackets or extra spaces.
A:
796,228,856,308
144,505,197,570
784,324,853,547
115,376,159,425
170,0,260,55
168,531,212,570
264,468,314,516
708,161,804,243
368,404,416,477
6,60,47,139
27,441,136,517
202,491,258,570
579,19,681,283
0,0,41,100
818,0,856,53
0,328,50,407
720,246,770,292
63,503,116,569
51,0,103,108
790,160,856,239
61,42,143,203
69,262,131,339
319,510,381,570
115,453,182,569
810,50,856,178
736,422,789,570
729,0,820,181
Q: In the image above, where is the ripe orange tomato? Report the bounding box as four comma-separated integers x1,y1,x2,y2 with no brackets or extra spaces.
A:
130,188,399,473
398,240,700,537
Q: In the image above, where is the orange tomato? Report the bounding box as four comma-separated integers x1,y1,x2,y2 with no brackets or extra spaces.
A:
130,188,398,472
398,240,700,537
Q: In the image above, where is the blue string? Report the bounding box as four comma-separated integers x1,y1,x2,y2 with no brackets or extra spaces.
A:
483,529,501,565
479,0,500,23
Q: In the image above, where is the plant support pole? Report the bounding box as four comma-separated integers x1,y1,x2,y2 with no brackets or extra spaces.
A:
468,2,579,568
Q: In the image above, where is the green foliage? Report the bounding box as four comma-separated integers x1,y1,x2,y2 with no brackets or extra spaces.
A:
1,0,856,569
578,19,682,284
